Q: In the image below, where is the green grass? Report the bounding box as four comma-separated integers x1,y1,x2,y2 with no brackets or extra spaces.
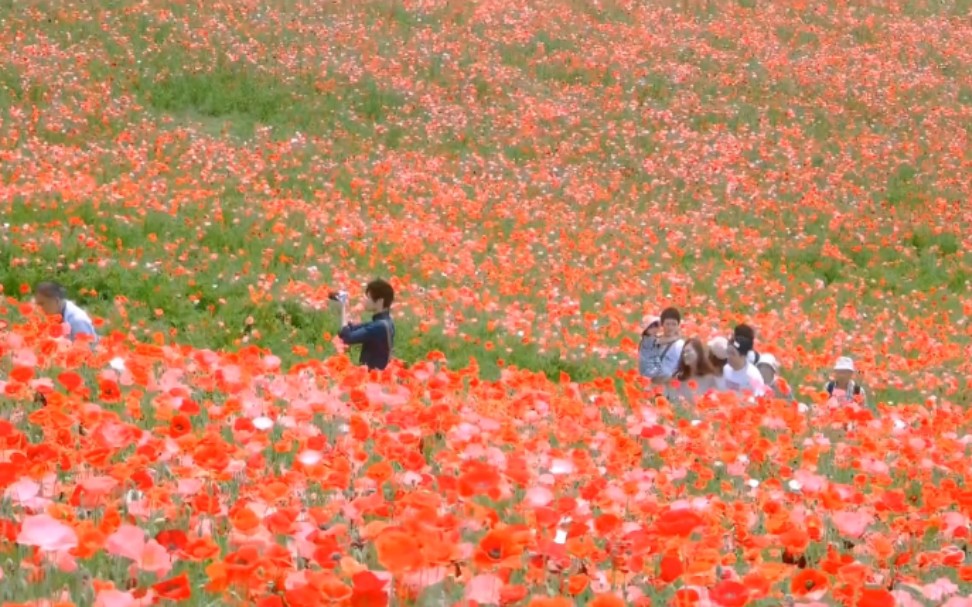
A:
0,193,615,382
0,0,969,399
132,51,408,140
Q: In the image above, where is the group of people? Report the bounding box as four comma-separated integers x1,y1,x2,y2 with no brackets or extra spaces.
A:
26,281,868,406
26,279,399,371
639,307,867,406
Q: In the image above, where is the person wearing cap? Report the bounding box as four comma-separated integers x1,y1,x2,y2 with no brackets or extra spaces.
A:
637,307,685,385
708,336,728,373
721,324,766,397
826,356,866,406
756,353,792,400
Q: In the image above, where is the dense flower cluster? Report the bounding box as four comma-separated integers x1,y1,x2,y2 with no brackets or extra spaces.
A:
2,305,972,606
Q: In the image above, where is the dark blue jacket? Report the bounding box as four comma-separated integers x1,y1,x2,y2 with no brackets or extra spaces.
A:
338,311,395,370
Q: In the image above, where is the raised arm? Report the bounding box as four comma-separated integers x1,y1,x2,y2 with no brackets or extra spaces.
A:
339,321,385,346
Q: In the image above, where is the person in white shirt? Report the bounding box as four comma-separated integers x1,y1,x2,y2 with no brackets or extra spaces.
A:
722,324,766,397
33,281,98,344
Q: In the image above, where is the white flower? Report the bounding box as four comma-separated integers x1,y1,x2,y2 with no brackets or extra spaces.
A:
788,479,802,491
298,451,322,466
747,479,759,488
253,416,274,431
109,357,127,372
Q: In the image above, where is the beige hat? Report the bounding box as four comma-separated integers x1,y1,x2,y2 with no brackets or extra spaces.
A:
708,336,728,359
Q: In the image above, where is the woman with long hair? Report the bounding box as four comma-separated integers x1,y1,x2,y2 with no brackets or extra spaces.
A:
669,338,721,404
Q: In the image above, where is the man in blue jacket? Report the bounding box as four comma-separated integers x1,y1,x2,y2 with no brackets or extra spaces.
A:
335,279,396,371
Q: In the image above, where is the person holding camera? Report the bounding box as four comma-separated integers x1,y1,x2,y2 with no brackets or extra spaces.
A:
331,279,396,371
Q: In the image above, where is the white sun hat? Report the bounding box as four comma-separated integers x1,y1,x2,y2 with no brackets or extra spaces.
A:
834,356,855,372
757,353,780,373
708,336,728,359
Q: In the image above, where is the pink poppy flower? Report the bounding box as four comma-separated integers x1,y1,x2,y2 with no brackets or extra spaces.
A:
16,514,78,553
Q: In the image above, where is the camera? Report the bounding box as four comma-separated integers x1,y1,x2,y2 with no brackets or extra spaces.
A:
328,291,349,304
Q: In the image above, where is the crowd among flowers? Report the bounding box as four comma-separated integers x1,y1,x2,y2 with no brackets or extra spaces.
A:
4,303,972,607
638,308,867,409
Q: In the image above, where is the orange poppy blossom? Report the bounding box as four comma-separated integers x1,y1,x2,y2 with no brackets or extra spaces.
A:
5,303,972,604
1,0,972,605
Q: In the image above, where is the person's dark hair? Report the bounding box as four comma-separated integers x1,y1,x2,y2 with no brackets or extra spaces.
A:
733,324,755,341
676,338,717,380
660,307,681,324
34,281,66,300
366,279,395,309
709,351,727,368
731,323,757,355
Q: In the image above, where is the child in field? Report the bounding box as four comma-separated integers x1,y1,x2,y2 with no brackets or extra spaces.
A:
638,308,685,385
756,353,792,400
333,279,396,371
707,336,728,385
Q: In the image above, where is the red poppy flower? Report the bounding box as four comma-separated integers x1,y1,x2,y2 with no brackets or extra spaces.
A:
654,508,705,537
152,573,192,601
709,580,749,607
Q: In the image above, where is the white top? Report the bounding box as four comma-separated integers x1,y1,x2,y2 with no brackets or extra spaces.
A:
62,300,98,343
722,363,766,396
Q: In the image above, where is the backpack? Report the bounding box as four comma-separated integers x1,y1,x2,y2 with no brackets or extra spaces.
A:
826,380,862,397
639,335,677,379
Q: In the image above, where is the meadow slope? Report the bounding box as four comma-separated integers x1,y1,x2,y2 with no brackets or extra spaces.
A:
1,0,972,605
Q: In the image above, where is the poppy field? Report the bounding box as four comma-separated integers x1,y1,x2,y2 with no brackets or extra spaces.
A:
2,0,972,605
